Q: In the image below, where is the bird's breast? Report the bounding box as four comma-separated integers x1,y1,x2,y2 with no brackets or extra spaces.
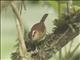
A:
32,29,46,41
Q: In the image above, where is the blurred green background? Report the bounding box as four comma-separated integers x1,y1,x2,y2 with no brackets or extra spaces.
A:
1,1,80,60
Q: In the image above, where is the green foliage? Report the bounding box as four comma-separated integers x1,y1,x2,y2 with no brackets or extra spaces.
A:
48,1,67,14
48,1,59,13
53,10,80,34
48,1,80,16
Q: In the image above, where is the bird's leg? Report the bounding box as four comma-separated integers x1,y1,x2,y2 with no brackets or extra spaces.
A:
30,46,39,57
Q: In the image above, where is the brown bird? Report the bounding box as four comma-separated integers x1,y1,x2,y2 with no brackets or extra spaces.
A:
27,14,48,52
28,14,48,42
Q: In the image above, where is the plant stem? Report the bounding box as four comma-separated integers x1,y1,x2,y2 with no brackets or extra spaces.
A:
11,1,27,59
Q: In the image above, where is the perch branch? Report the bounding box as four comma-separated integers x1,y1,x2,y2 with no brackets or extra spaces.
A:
11,1,27,59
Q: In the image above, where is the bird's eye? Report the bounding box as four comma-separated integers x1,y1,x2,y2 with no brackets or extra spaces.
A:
32,30,36,37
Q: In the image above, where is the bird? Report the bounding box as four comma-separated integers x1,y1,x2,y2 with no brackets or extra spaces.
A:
29,14,48,42
27,14,48,52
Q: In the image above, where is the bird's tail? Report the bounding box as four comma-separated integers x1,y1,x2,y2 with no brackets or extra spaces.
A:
40,14,48,23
